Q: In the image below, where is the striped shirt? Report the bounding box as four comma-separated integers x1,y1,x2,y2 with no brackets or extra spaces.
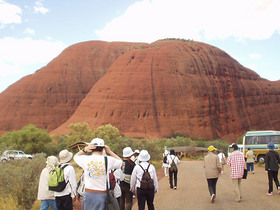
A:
227,150,245,179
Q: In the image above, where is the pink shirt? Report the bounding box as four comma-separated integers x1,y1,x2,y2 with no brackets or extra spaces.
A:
227,151,245,179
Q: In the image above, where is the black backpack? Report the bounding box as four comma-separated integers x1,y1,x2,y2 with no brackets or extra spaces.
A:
163,155,168,163
170,157,177,172
139,164,154,190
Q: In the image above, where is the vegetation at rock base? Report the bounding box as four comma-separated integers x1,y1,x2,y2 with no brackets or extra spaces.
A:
0,123,230,208
0,154,46,210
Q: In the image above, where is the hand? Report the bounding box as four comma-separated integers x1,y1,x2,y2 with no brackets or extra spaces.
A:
265,171,268,174
85,144,96,152
105,145,111,153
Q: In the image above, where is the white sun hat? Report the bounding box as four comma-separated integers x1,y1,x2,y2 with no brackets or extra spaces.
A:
138,150,150,162
123,147,134,157
88,138,105,146
59,149,73,163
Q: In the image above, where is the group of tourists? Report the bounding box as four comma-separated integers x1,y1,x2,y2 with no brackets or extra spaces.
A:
204,142,280,204
37,138,160,210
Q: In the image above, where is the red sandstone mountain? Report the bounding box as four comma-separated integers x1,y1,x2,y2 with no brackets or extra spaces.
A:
0,41,147,134
1,40,280,142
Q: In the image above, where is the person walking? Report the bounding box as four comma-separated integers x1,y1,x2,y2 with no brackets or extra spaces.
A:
130,150,159,210
74,138,123,209
227,143,246,203
204,146,223,203
162,150,169,176
167,149,180,190
264,142,280,195
246,148,255,174
217,150,226,174
120,147,136,210
37,156,58,210
113,168,125,205
55,150,77,210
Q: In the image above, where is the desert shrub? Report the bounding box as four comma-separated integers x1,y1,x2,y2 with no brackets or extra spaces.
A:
0,153,46,209
158,136,195,148
0,194,20,210
193,139,229,156
0,124,55,155
94,124,122,142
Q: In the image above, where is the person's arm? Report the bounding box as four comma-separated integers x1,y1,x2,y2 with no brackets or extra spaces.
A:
130,166,137,193
152,165,159,193
105,145,122,160
75,144,97,156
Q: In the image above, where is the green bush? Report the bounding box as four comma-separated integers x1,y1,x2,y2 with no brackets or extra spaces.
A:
0,153,46,209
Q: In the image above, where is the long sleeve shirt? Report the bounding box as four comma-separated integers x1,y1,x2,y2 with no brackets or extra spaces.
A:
130,162,159,192
37,168,55,200
227,150,245,179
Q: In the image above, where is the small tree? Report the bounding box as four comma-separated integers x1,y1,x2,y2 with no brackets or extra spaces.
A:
94,124,122,144
0,124,52,154
66,123,95,145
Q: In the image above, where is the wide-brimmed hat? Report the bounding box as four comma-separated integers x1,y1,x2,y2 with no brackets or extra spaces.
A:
46,156,58,172
123,147,134,157
59,149,73,163
138,150,150,162
88,138,105,147
267,142,275,150
134,149,140,154
208,145,217,152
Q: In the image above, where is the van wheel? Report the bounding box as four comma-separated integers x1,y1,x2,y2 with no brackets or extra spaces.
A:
257,155,265,164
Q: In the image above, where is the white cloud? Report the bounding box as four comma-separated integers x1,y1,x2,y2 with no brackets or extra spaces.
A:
0,37,66,76
24,28,35,35
0,0,22,27
95,0,280,43
0,60,23,77
249,53,262,59
34,0,49,14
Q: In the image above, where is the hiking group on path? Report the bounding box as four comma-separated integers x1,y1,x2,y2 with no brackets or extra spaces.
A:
37,138,280,210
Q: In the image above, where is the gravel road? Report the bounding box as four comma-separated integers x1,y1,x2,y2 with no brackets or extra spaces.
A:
132,161,280,210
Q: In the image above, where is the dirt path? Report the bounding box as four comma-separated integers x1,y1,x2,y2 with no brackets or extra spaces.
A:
132,161,280,210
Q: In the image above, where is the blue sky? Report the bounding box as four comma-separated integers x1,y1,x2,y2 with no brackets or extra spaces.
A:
0,0,280,93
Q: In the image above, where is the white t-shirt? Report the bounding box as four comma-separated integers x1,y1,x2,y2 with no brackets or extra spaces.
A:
74,154,122,191
166,155,180,168
218,153,225,163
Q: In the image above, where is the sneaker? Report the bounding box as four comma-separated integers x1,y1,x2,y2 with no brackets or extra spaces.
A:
170,188,173,190
174,186,177,190
235,199,241,203
211,194,215,203
266,192,272,196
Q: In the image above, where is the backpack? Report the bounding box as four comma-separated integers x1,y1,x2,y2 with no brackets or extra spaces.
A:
163,155,167,164
109,169,117,190
48,164,69,192
170,156,177,172
76,171,85,197
139,164,154,190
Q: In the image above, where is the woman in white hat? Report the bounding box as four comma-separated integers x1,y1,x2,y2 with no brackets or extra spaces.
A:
130,150,159,210
37,156,58,210
55,149,77,210
120,147,135,210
